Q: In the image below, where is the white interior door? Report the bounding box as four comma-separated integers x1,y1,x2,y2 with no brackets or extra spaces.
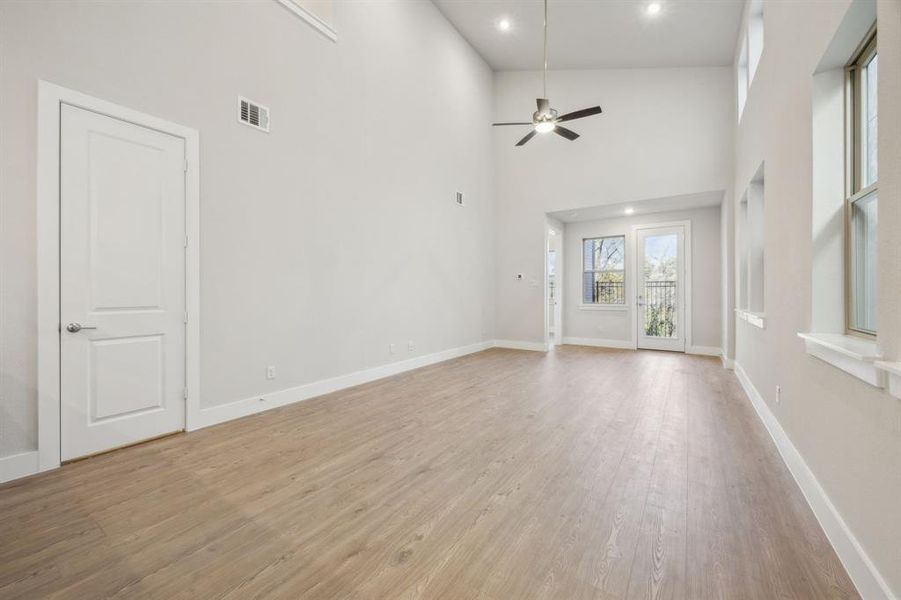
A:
60,104,186,461
636,226,686,352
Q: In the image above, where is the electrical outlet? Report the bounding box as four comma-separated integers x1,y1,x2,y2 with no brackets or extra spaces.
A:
266,365,276,380
408,341,415,352
775,385,782,403
389,343,396,355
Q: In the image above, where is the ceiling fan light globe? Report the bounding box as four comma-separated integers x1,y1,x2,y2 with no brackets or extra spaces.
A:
535,121,556,134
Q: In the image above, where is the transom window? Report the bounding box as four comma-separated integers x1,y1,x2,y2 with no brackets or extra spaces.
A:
846,30,877,335
582,236,625,305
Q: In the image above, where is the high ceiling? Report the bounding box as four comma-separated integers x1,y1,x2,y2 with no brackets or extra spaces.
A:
433,0,744,71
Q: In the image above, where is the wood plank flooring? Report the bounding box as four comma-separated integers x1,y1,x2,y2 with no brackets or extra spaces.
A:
0,347,859,599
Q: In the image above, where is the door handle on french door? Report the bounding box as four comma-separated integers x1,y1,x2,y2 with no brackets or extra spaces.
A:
65,322,97,333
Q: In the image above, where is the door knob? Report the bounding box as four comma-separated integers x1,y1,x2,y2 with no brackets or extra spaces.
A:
65,322,97,333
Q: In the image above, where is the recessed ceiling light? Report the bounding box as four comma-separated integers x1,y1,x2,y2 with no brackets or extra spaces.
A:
498,18,511,31
646,2,662,16
624,207,635,215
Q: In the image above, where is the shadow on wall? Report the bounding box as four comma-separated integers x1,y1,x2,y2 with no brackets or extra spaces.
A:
0,369,38,456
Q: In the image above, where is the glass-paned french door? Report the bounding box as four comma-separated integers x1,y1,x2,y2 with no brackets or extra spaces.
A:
636,225,686,352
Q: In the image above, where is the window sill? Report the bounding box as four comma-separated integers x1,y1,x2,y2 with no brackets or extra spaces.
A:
797,332,884,387
874,361,901,400
579,304,629,312
736,309,766,329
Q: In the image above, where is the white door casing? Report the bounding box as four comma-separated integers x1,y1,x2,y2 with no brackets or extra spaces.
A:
545,226,564,348
37,82,200,472
59,104,187,460
636,224,687,352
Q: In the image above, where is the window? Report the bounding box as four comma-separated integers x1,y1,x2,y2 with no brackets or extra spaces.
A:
802,8,880,384
737,164,765,323
747,173,765,314
582,236,625,305
846,30,877,335
737,38,749,117
736,0,764,120
738,198,748,310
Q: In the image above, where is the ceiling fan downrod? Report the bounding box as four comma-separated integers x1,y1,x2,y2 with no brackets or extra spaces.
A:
490,0,604,147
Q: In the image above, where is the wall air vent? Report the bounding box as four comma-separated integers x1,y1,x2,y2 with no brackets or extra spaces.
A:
455,191,465,206
238,96,270,133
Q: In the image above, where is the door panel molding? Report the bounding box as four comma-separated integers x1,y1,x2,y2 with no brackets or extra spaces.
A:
37,81,201,472
630,220,692,352
59,104,185,460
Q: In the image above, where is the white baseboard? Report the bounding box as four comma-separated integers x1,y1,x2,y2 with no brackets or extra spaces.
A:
561,336,635,350
687,345,722,357
0,451,40,484
192,340,495,430
493,339,549,352
721,355,735,370
734,363,895,600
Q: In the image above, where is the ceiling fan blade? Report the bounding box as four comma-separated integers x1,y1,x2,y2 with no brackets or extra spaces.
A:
557,106,603,123
536,98,550,114
516,130,538,146
554,125,579,141
492,122,533,126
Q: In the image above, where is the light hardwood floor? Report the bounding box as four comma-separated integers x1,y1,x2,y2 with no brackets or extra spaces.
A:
0,347,859,599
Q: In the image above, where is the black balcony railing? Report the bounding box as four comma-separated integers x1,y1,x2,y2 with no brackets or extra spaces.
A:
593,280,625,304
643,280,677,337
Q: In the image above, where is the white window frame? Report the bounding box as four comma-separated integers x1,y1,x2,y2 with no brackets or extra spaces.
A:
736,165,766,329
736,0,764,121
801,6,882,387
581,235,627,309
844,29,877,337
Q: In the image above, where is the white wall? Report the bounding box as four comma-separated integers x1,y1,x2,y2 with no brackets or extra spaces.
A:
562,206,721,349
493,68,733,345
0,0,496,456
4,8,897,595
733,0,901,595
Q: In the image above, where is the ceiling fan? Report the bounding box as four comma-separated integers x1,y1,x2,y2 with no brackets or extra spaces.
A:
492,0,603,146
